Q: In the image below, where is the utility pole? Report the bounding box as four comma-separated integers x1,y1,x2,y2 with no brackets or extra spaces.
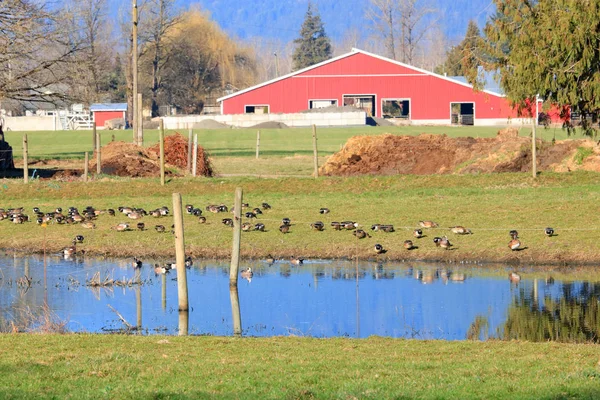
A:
132,0,139,145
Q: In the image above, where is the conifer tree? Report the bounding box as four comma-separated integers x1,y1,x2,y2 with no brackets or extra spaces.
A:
436,20,482,76
292,2,332,71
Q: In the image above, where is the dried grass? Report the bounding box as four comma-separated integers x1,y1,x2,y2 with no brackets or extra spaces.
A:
148,132,214,177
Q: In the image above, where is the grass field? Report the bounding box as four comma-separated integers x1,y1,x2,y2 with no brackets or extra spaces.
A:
1,172,600,264
0,334,598,399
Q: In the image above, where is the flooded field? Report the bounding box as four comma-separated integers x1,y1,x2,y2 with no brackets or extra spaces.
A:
0,254,598,341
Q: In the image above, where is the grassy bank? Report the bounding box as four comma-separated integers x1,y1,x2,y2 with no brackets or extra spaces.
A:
0,334,598,399
1,171,600,264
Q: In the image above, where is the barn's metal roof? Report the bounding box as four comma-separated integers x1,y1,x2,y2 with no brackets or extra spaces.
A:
90,103,127,112
217,48,504,103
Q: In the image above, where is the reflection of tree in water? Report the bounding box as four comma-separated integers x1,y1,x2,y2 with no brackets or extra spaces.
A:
500,282,600,343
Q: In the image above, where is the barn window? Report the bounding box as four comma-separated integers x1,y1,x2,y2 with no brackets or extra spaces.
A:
343,95,376,116
382,99,410,119
309,99,337,109
451,102,475,125
245,105,269,114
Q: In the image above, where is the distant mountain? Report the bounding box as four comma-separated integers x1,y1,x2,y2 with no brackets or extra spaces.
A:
194,0,495,45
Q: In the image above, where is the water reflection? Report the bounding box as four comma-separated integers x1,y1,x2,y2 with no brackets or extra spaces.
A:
1,254,600,342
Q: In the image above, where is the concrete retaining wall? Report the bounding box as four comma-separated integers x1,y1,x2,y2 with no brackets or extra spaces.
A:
162,111,366,130
4,116,59,131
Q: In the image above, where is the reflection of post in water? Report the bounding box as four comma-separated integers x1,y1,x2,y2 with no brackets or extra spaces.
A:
24,257,30,278
161,273,167,310
178,311,189,336
230,286,242,337
135,282,142,330
355,259,360,338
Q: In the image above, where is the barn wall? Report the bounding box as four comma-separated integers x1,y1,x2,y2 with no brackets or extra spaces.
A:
94,111,125,127
221,52,521,123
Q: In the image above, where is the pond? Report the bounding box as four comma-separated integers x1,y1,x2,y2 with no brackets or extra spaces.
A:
0,254,599,342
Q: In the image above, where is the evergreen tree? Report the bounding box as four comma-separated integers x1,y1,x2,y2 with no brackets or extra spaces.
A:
469,0,600,133
435,20,481,76
292,2,332,71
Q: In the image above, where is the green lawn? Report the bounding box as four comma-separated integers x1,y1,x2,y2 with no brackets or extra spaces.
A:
0,335,598,399
1,172,600,264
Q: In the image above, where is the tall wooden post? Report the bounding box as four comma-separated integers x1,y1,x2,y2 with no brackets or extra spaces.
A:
178,311,189,336
172,193,188,311
137,93,144,146
22,134,28,183
312,124,319,178
92,121,97,150
161,273,167,310
192,133,198,177
532,122,537,178
159,119,165,185
187,126,193,174
256,130,260,159
83,152,89,182
132,0,139,144
229,187,243,287
230,286,242,337
96,132,101,175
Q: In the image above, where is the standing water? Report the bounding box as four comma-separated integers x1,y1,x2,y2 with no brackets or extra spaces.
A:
0,254,598,341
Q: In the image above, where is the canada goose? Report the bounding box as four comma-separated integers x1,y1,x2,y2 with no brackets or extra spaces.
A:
62,240,77,257
311,221,325,231
374,243,387,254
279,224,290,234
413,229,424,238
74,235,85,244
545,227,554,237
107,209,116,216
245,211,256,219
404,240,415,250
241,267,253,281
132,257,142,269
127,210,143,220
154,263,169,275
137,222,145,231
266,254,275,264
331,221,342,231
242,222,253,232
150,209,162,218
159,206,169,216
261,202,271,210
112,223,130,232
252,208,263,215
218,205,228,213
192,208,202,216
198,216,207,223
380,225,395,233
319,208,330,214
81,221,96,229
353,229,370,239
450,226,472,235
509,271,521,283
419,220,439,228
222,218,234,227
185,256,193,268
433,237,442,247
254,223,266,232
440,236,452,249
155,225,166,233
290,256,304,265
185,204,194,214
509,239,521,251
371,224,381,231
281,218,291,226
207,205,220,213
509,230,519,240
342,221,358,230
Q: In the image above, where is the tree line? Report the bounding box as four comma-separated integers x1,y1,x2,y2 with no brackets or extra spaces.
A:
1,0,598,129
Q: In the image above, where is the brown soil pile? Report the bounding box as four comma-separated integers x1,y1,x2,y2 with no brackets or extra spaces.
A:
148,133,214,177
90,134,213,178
320,129,600,176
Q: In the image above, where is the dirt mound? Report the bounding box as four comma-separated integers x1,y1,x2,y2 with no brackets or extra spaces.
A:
193,119,230,129
249,121,289,129
90,134,213,178
320,129,600,176
148,133,213,177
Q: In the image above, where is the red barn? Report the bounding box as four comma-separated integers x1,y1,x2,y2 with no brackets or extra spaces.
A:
90,103,127,128
218,49,534,126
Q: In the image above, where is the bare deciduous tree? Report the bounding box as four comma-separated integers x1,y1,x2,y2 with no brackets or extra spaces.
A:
366,0,398,60
0,0,84,103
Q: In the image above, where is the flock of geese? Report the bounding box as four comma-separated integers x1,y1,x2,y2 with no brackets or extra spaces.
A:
1,202,556,283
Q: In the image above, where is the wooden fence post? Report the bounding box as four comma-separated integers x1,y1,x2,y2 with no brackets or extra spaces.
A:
96,132,101,175
84,152,89,182
137,93,144,146
256,130,260,159
92,121,97,150
192,133,198,177
22,134,28,183
159,119,165,185
172,193,189,312
161,273,167,310
312,124,319,178
532,122,537,178
187,126,193,174
229,187,243,287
